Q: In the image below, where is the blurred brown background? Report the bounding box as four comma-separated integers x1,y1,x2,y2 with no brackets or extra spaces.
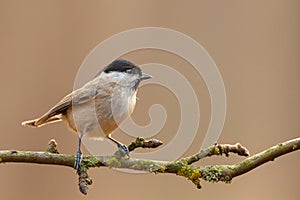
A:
0,0,299,199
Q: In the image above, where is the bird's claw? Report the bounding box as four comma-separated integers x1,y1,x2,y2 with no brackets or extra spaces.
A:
74,149,82,173
117,143,130,158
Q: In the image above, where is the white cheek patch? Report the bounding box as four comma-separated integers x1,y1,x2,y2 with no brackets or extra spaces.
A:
101,71,140,87
101,71,126,80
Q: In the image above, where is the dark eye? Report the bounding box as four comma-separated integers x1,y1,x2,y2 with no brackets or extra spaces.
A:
125,68,133,74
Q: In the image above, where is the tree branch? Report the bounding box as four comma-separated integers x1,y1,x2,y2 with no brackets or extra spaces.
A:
0,137,299,195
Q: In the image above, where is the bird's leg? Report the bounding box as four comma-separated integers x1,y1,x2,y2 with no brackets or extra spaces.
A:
74,133,83,172
108,134,130,158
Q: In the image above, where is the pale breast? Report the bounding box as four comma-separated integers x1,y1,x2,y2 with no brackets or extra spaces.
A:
63,88,138,137
128,91,137,115
95,89,137,135
64,102,99,135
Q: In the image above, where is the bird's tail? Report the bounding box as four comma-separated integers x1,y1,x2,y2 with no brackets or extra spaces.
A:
22,116,62,127
22,119,39,127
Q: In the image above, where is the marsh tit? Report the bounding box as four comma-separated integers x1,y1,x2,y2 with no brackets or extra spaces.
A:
22,59,152,171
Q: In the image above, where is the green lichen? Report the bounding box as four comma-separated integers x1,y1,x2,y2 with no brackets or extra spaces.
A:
223,175,232,183
264,148,274,154
24,151,33,155
156,165,166,173
201,166,224,183
213,146,221,155
238,159,251,169
131,160,165,173
177,165,201,189
130,159,151,170
106,156,121,168
167,160,188,173
85,156,100,168
292,144,298,150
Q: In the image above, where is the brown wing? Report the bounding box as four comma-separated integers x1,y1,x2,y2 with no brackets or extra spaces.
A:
22,78,102,127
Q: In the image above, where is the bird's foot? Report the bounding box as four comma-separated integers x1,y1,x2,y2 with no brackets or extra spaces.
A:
117,143,130,158
74,149,82,173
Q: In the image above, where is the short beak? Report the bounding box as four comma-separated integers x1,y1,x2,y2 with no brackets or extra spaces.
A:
140,73,152,80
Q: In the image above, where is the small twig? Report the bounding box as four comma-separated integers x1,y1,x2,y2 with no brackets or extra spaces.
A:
182,143,250,165
78,169,92,195
46,139,59,154
128,137,163,151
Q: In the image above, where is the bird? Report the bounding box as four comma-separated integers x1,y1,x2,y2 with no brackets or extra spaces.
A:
22,59,152,171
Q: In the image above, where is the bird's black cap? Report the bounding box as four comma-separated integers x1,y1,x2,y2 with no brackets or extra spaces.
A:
103,59,140,73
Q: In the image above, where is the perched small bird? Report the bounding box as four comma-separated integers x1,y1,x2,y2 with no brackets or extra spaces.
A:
22,59,152,171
